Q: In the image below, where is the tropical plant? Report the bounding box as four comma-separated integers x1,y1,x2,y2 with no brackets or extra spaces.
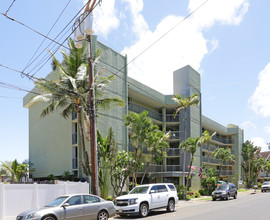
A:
1,160,21,183
62,171,71,181
110,150,142,196
140,128,170,184
253,157,267,185
198,130,216,177
201,167,218,195
29,38,124,183
180,137,200,196
97,127,116,199
172,93,199,187
212,148,235,178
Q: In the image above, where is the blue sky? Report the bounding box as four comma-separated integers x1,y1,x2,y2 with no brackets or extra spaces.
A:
1,0,270,163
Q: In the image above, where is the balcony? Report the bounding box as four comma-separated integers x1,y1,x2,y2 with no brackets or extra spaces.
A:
128,103,162,122
202,145,235,154
202,156,220,165
72,112,77,120
167,148,181,157
212,136,234,145
128,143,149,154
72,158,78,169
72,133,77,145
220,170,234,176
166,114,179,123
139,165,182,173
169,131,181,140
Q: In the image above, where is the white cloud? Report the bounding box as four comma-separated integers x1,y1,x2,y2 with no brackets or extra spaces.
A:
122,0,249,94
86,0,120,37
250,137,268,152
241,121,257,130
249,63,270,117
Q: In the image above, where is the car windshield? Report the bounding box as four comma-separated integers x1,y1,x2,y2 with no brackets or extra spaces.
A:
45,196,68,207
216,185,229,190
263,182,270,185
129,186,149,194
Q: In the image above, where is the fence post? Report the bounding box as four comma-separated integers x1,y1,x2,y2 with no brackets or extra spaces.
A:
0,183,5,220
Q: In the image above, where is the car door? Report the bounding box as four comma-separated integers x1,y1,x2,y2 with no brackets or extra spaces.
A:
63,195,84,220
150,185,160,209
156,185,169,207
82,195,100,220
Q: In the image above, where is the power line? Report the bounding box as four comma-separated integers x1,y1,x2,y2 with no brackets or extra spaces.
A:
5,0,17,14
23,0,72,72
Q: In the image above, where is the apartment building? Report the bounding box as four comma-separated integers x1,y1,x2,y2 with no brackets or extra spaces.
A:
23,37,244,190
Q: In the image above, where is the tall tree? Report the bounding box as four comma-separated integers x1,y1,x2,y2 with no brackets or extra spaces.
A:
212,148,235,178
172,93,199,187
180,137,200,196
1,160,20,183
198,130,216,177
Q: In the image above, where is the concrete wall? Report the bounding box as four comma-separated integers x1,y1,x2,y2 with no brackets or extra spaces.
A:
0,181,88,220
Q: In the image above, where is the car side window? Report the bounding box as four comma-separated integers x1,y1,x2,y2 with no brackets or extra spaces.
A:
150,185,158,193
83,195,100,204
67,196,82,206
157,185,168,193
168,184,176,191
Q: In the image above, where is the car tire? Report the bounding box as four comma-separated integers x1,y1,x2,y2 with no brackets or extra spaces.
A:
139,203,149,217
212,198,216,201
97,210,109,220
226,194,229,200
234,193,237,199
167,199,175,212
42,216,56,220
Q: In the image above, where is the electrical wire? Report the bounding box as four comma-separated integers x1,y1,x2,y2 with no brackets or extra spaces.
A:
23,0,72,72
5,0,17,14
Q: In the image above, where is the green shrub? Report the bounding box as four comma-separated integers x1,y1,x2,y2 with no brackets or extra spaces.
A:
107,196,113,201
176,185,187,200
199,188,207,196
258,182,262,188
194,191,200,198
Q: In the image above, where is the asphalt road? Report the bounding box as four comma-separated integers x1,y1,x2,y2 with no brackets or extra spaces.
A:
113,192,270,220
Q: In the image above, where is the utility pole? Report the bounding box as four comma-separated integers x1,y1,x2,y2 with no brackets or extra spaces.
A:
74,0,99,195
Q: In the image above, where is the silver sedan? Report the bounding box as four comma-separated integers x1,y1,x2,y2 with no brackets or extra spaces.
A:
16,194,116,220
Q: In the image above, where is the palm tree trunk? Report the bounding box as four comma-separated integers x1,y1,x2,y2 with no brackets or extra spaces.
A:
182,109,187,188
140,161,150,185
207,143,210,177
185,155,193,196
77,108,91,176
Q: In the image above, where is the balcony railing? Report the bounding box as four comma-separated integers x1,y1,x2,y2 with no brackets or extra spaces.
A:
139,165,182,173
72,158,78,169
72,112,77,120
202,156,234,166
220,170,234,176
128,103,162,121
202,145,235,154
167,148,181,156
212,136,234,145
72,133,77,145
166,114,179,123
169,131,181,140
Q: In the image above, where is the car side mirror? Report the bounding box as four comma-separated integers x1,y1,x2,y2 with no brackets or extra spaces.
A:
62,203,70,207
150,190,155,194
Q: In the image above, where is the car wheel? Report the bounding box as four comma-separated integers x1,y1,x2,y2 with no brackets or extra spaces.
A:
212,198,216,201
97,210,109,220
139,203,149,217
234,193,237,199
167,199,175,212
226,194,229,200
42,216,56,220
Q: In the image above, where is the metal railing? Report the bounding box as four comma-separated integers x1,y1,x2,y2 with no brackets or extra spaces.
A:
220,170,234,176
202,145,234,154
166,114,179,123
167,148,181,156
202,156,220,164
169,131,181,140
128,103,162,121
72,133,77,145
139,165,182,173
212,136,234,145
72,158,78,169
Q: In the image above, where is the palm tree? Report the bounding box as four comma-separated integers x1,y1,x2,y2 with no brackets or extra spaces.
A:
198,130,216,177
29,38,124,181
180,137,200,196
97,127,116,199
253,157,267,185
172,93,199,187
212,148,235,178
1,160,21,183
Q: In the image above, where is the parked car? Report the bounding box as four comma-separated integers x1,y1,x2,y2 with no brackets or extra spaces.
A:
16,194,116,220
212,183,237,201
261,181,270,192
115,183,179,217
215,180,227,188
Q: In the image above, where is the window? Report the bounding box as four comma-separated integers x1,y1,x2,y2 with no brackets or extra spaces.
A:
67,196,82,206
167,184,176,191
83,195,100,204
157,185,168,193
150,185,158,193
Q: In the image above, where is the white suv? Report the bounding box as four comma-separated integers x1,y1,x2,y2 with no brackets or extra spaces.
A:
115,183,179,217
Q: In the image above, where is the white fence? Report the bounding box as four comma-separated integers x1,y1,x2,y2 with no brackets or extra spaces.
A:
0,181,89,220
